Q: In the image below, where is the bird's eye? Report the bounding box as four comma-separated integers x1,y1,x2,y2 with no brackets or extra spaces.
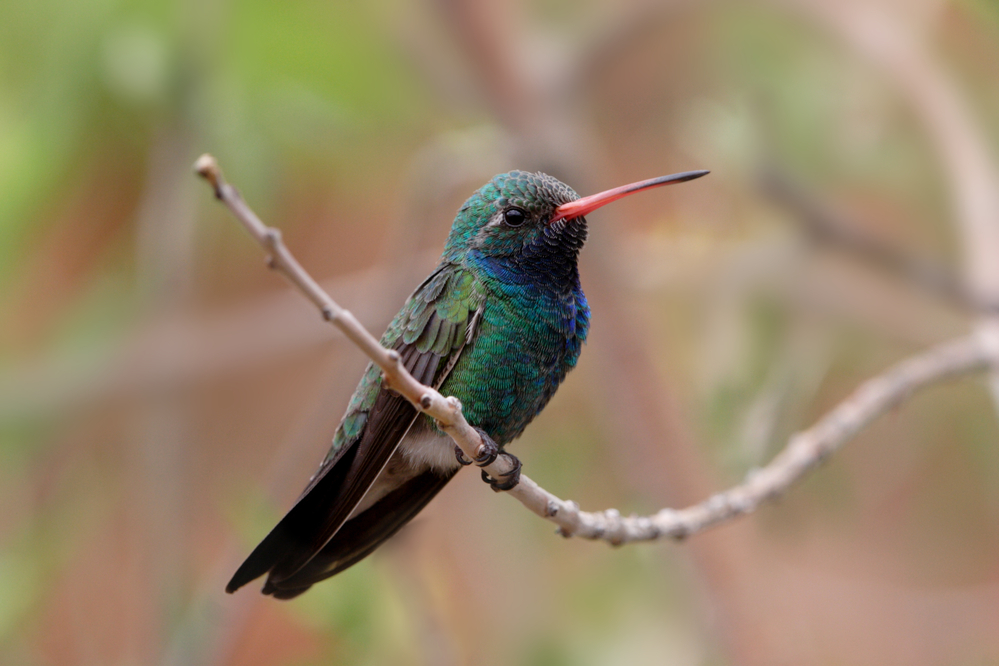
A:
503,207,527,227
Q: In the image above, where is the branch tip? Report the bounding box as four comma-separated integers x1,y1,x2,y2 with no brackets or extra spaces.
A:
193,154,223,198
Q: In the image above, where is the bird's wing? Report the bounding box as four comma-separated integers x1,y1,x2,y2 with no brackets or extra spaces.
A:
226,265,483,594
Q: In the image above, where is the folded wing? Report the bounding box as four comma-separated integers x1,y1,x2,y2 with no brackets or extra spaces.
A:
226,265,482,595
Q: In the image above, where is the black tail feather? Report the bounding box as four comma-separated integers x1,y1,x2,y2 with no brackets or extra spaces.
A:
260,468,456,599
225,443,361,594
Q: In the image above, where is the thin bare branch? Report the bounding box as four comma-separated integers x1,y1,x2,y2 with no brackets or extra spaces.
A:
533,332,995,543
194,154,494,466
195,154,997,547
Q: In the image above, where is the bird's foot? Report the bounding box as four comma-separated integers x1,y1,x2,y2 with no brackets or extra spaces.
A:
481,453,521,492
454,427,499,467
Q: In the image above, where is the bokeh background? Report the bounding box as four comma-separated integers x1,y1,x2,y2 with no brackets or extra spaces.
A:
2,0,999,664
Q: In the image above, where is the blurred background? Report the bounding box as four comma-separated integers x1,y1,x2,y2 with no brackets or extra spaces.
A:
2,0,999,664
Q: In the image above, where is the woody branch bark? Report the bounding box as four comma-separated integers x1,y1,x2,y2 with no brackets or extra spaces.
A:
195,153,998,545
194,155,493,468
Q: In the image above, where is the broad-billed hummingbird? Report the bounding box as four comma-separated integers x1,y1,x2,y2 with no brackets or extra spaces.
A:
227,168,708,598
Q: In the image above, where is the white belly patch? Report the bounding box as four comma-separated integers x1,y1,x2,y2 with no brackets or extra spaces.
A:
398,428,463,474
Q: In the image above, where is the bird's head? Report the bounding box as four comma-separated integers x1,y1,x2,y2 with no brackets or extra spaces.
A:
442,169,709,276
443,170,579,262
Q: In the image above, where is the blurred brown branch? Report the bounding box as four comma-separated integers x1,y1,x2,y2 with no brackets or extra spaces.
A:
760,166,999,313
195,153,998,548
0,261,422,422
781,0,999,430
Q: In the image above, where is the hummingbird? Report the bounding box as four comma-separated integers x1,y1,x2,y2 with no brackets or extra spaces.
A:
226,168,708,598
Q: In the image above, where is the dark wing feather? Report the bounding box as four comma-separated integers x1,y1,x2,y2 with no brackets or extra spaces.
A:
224,442,361,593
226,345,436,593
261,467,457,599
226,266,482,595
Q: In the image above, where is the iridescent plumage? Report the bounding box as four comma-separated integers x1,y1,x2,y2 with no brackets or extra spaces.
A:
226,168,706,598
